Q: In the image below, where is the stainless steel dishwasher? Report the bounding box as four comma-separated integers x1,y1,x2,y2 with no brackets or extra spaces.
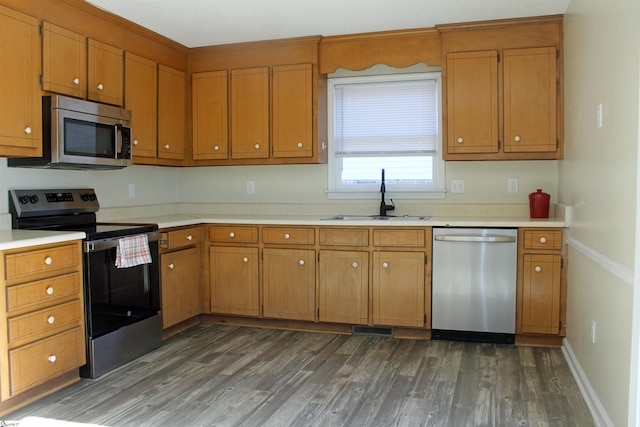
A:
432,227,517,344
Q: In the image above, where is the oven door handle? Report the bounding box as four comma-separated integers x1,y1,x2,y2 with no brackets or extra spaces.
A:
84,231,162,253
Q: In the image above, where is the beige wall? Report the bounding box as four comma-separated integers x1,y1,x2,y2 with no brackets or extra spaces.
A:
560,0,640,424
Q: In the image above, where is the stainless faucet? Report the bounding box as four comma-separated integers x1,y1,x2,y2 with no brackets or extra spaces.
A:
379,168,395,216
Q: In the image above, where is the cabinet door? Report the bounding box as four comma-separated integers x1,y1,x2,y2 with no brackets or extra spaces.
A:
372,251,425,327
521,253,561,334
161,247,200,329
0,5,41,157
42,22,86,99
272,63,313,158
210,246,259,317
230,67,269,159
158,64,186,160
125,52,158,159
446,50,499,154
503,47,557,153
318,250,368,324
192,71,229,160
263,248,315,321
87,39,123,106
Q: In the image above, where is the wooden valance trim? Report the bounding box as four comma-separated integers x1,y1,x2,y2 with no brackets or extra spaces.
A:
319,28,442,74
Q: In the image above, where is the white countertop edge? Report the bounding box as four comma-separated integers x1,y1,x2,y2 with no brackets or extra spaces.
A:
0,230,86,251
116,214,566,229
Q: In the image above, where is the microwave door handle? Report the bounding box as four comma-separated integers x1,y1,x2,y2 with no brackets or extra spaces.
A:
115,124,122,159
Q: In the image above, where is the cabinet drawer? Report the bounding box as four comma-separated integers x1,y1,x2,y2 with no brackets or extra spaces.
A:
523,230,562,250
6,272,81,315
319,228,369,247
162,226,203,250
5,243,80,282
8,300,82,346
9,327,84,396
209,226,258,243
263,227,315,245
372,229,425,248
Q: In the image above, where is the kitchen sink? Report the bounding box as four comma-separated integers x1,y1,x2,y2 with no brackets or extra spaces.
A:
322,215,431,221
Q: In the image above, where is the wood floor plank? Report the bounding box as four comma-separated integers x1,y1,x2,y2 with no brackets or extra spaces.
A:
4,325,594,426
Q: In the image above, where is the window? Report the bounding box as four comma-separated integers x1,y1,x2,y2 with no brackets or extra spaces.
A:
327,72,445,199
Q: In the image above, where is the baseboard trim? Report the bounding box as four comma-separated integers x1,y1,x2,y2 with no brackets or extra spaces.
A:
562,338,614,427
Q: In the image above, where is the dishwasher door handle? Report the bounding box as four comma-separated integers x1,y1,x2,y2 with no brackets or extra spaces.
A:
434,235,516,243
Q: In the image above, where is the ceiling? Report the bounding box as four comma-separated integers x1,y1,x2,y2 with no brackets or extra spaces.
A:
85,0,571,48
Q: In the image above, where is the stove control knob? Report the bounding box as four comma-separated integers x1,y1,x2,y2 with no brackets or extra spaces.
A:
89,193,97,201
29,195,38,204
19,195,30,204
81,194,90,201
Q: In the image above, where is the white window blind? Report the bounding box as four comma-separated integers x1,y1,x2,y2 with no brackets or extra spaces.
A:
334,78,438,157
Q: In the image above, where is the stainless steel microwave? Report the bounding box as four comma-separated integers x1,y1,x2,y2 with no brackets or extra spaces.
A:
8,95,132,170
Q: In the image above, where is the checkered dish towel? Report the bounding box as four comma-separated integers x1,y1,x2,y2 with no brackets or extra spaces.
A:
115,234,152,268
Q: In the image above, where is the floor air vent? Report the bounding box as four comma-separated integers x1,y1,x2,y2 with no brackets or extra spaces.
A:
352,325,394,337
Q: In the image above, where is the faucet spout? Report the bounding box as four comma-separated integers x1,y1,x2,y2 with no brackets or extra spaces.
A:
379,168,395,216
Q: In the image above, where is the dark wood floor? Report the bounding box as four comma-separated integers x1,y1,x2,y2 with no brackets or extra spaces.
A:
6,324,594,426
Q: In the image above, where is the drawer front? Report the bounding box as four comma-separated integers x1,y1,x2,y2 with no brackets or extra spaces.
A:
8,300,83,346
164,226,203,250
5,243,80,282
6,272,81,315
523,230,562,250
372,229,426,248
319,228,369,247
9,327,85,396
209,226,258,243
263,227,315,245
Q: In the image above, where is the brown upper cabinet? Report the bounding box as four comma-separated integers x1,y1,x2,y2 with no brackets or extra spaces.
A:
192,70,228,160
439,15,563,161
187,36,328,166
0,5,41,158
42,22,86,99
158,64,186,161
230,67,270,159
125,52,158,160
87,39,124,106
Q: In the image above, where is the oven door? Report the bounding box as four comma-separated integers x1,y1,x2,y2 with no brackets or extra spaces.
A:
83,232,161,339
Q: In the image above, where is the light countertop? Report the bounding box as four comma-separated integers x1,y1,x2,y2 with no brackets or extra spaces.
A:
108,213,567,229
0,229,86,251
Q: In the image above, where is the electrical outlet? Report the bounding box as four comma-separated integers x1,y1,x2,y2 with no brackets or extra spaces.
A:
246,180,255,194
508,178,519,193
591,319,597,343
450,179,465,194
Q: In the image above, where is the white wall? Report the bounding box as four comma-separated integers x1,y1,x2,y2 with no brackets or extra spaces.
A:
560,0,640,425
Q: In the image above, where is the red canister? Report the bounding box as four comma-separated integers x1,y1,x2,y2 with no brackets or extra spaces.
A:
529,189,550,218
